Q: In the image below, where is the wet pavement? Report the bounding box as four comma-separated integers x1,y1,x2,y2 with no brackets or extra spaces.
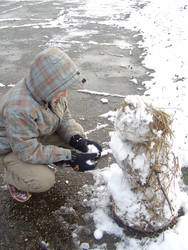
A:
0,1,155,249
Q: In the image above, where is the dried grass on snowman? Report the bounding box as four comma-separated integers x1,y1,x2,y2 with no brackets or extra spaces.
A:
110,95,181,234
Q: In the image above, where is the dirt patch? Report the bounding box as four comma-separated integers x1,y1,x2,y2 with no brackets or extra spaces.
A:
0,167,95,249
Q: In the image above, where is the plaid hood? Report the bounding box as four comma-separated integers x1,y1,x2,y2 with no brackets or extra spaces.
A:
0,47,85,163
25,48,83,105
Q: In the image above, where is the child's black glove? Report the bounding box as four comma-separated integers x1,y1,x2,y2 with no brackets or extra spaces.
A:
69,151,97,172
69,135,102,159
69,134,88,152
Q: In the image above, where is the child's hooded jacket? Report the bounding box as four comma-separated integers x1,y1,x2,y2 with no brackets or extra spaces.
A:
0,48,84,164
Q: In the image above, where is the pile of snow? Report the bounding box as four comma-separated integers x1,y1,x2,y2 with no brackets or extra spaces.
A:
80,0,188,249
123,0,188,167
115,95,153,143
83,94,188,248
86,165,188,250
110,95,182,232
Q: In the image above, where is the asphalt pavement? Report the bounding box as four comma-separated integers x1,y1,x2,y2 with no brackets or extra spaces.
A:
0,1,153,249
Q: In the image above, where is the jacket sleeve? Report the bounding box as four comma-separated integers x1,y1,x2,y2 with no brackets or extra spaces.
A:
56,105,84,144
5,110,71,164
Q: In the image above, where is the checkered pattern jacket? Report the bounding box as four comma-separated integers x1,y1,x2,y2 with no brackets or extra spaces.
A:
0,48,84,164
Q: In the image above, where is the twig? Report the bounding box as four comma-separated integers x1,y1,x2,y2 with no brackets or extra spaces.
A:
154,170,174,215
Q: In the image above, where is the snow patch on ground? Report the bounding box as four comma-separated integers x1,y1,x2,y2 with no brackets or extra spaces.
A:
84,1,188,246
123,0,188,166
84,165,188,250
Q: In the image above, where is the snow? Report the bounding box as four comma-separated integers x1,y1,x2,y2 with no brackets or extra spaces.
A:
0,185,8,191
2,0,188,249
78,89,125,98
94,228,103,240
93,207,123,239
87,144,99,155
80,242,90,249
101,148,112,157
82,0,188,249
86,144,99,166
86,163,188,250
40,241,49,248
123,0,188,167
109,96,182,230
85,123,108,136
7,84,15,87
115,95,154,143
131,78,138,84
100,98,108,104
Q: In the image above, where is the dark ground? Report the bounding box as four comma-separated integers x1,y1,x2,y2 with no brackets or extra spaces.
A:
0,1,175,249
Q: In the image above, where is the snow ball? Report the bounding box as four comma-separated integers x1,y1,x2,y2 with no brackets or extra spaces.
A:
86,144,98,166
86,160,95,166
72,232,77,238
131,78,138,84
80,242,90,249
101,148,112,157
40,241,49,248
87,144,99,156
100,98,108,104
115,95,153,143
94,229,103,240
